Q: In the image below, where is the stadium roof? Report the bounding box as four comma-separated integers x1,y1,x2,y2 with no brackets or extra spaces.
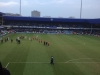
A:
3,15,100,24
0,12,5,15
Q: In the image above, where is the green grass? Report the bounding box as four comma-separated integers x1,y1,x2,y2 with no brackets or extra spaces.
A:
0,33,100,75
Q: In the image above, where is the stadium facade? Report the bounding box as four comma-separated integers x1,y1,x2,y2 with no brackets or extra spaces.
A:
0,12,100,36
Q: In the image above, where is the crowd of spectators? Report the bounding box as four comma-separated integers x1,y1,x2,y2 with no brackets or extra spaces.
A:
4,22,92,28
0,28,100,36
0,22,100,36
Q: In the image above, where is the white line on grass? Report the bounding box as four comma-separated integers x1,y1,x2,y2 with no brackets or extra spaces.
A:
5,58,100,68
9,62,50,64
66,58,100,63
5,63,9,68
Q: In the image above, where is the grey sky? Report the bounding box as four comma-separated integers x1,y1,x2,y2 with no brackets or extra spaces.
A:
0,0,100,18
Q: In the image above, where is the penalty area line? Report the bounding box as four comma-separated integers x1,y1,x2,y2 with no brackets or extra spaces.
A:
65,62,100,63
5,61,100,68
5,63,10,68
9,62,50,64
9,61,100,64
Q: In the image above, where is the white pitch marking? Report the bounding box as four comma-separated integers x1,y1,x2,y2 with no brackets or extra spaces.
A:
5,63,9,68
5,58,100,68
9,62,50,64
8,61,100,64
66,58,100,63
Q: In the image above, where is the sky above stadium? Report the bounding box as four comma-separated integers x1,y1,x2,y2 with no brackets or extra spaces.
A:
0,0,100,19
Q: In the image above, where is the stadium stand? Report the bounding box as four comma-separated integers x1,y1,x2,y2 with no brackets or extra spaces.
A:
0,12,100,36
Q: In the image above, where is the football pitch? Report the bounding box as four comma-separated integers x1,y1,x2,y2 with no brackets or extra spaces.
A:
0,33,100,75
